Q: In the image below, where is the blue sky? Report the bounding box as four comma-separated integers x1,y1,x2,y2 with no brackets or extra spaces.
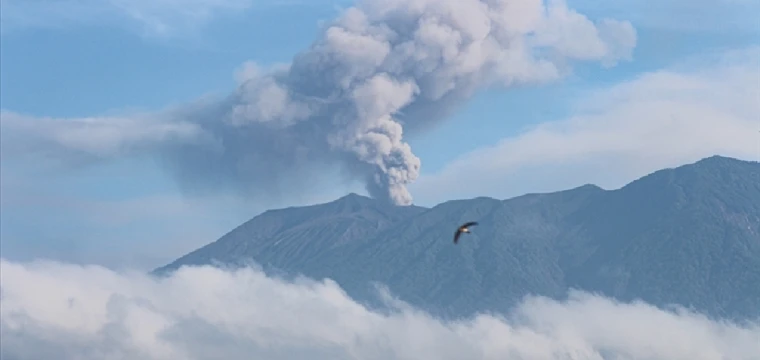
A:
1,0,759,270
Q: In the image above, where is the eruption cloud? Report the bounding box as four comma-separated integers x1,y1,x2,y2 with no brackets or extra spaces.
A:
211,0,637,205
0,0,637,205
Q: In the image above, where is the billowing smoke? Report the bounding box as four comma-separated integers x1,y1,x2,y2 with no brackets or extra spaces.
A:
0,0,637,205
170,0,636,205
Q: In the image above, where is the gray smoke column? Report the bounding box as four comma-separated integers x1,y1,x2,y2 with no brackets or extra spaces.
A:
174,0,637,205
3,0,637,206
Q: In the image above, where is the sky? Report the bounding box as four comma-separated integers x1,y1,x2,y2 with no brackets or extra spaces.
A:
1,0,759,358
0,0,758,268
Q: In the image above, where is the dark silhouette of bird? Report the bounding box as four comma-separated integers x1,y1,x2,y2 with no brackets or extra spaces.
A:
453,221,478,244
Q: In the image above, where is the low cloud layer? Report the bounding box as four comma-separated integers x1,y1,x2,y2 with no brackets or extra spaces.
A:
409,45,760,203
0,0,637,206
1,258,759,360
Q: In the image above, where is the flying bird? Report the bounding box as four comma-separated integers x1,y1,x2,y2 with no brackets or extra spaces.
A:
453,221,478,244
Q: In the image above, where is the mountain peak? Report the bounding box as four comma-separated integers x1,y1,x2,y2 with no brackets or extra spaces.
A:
327,192,377,209
323,191,422,214
695,154,745,163
685,154,755,169
618,155,756,191
334,192,373,202
329,192,430,210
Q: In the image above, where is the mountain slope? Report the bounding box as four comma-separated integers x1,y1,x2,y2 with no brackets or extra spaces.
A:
157,193,427,274
567,155,760,317
155,155,760,320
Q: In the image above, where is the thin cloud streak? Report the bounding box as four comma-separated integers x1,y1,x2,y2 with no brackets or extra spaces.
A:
0,164,366,270
0,0,313,38
568,0,760,33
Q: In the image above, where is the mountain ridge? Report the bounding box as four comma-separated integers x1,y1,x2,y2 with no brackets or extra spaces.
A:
154,155,760,321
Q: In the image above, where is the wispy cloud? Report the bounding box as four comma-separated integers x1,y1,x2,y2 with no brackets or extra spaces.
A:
0,163,364,270
0,110,209,166
0,0,310,38
1,258,758,360
409,46,760,204
569,0,760,33
0,189,240,270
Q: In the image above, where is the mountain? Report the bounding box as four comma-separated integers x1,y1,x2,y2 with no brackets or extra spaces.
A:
154,155,760,321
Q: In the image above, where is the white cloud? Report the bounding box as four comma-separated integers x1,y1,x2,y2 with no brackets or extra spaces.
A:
409,46,760,204
1,258,759,360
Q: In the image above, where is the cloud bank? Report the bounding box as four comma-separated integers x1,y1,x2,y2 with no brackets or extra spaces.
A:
0,0,637,206
1,258,759,360
409,45,760,203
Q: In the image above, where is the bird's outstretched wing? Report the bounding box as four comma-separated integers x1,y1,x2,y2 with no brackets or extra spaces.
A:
462,221,478,228
454,229,463,244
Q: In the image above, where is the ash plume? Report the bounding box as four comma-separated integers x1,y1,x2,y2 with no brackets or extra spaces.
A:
1,0,637,206
174,0,636,205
